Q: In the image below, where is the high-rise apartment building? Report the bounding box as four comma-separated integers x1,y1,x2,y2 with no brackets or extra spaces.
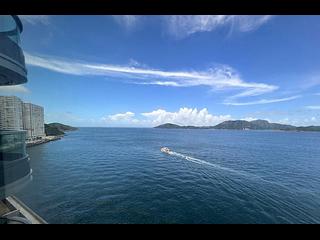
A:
0,96,23,130
0,96,45,140
22,103,45,140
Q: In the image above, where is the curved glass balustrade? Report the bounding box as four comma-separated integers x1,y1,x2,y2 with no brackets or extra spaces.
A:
0,15,27,85
0,130,31,199
0,15,21,45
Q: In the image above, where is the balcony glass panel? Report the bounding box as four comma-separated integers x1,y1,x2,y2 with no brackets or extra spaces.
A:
0,15,21,45
0,131,27,162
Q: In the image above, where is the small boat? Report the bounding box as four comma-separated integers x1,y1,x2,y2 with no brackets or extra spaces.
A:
160,147,171,154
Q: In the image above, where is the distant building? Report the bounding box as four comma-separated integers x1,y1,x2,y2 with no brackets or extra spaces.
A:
22,103,45,140
0,96,45,140
0,96,23,130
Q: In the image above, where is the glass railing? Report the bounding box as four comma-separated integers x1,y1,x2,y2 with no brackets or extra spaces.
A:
0,15,21,46
0,33,25,66
0,130,31,199
0,16,27,85
0,130,27,161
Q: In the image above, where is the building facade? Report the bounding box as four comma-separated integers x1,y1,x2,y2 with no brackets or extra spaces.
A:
0,96,45,140
22,103,45,140
0,96,23,130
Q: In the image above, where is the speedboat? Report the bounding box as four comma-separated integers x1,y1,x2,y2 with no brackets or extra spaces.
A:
160,147,171,154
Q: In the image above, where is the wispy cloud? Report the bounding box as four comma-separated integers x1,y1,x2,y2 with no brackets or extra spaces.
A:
111,15,273,39
45,111,84,124
165,15,273,38
19,15,50,25
112,15,140,30
306,105,320,110
0,85,30,94
224,95,301,106
300,74,320,90
25,52,278,103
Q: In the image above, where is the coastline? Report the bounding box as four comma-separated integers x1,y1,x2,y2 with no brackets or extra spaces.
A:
26,136,62,148
25,123,78,148
155,127,320,132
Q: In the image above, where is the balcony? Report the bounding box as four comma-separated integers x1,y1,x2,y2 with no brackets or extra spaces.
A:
0,130,32,200
0,15,27,85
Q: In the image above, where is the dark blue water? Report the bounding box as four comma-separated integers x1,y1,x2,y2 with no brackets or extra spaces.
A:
16,128,320,223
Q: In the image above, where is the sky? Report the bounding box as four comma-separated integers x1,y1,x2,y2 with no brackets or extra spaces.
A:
1,15,320,127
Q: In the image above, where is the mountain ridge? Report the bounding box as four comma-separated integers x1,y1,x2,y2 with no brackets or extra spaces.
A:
154,120,320,131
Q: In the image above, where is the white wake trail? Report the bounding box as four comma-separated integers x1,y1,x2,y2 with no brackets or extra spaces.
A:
168,151,241,174
167,150,272,181
164,149,298,193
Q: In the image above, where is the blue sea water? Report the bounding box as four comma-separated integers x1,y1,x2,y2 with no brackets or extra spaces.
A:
16,128,320,223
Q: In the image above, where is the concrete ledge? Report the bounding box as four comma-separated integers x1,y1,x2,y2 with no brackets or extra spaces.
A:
5,196,47,224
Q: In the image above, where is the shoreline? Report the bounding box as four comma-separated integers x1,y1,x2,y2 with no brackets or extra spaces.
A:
154,127,320,132
26,136,62,148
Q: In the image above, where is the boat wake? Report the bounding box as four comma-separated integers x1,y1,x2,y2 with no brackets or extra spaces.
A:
168,150,243,175
162,147,274,182
167,150,283,187
161,148,300,194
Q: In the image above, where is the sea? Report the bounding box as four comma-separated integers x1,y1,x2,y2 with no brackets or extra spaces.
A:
16,128,320,223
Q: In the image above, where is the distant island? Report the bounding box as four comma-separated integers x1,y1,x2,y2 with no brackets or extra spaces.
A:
45,123,78,136
155,120,320,132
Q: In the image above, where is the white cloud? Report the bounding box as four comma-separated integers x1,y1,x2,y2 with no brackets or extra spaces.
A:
0,85,30,94
113,15,140,30
25,52,278,103
306,105,320,110
278,118,290,124
105,112,135,122
165,15,273,38
137,81,182,87
19,15,50,25
102,108,231,126
141,107,232,126
224,95,301,106
241,117,258,121
278,116,319,126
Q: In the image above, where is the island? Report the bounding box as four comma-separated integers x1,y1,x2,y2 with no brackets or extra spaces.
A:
45,123,78,136
155,119,320,132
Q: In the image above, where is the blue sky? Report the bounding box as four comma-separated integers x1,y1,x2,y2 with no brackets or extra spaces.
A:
1,15,320,127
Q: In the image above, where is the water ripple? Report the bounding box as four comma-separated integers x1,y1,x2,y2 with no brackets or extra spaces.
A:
16,128,320,223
